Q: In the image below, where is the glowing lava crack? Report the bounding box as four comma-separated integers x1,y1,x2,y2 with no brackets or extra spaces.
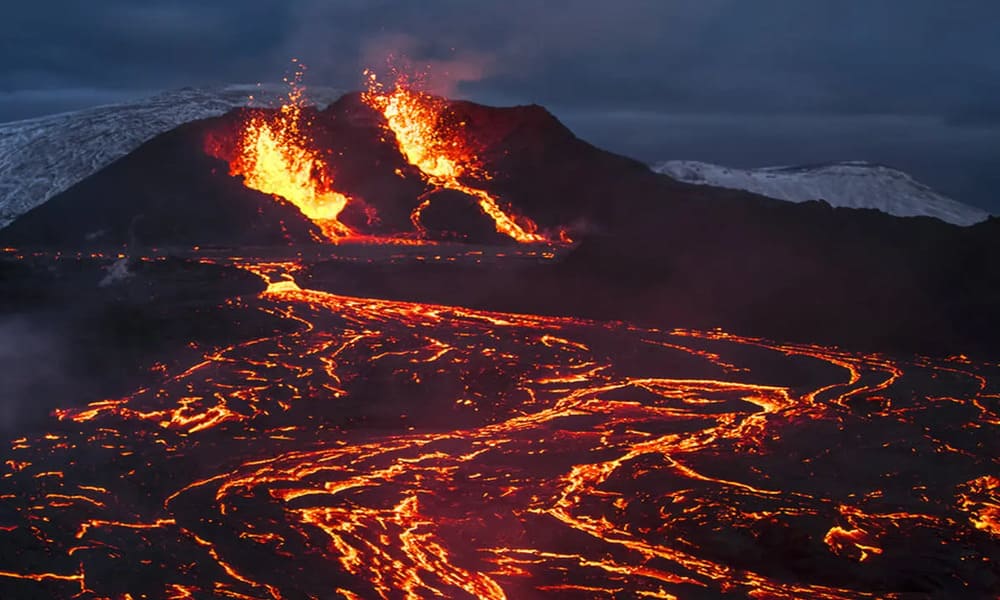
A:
0,259,997,598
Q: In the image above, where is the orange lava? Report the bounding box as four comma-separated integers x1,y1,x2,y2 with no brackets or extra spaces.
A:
362,69,546,243
229,68,354,242
1,254,998,598
958,475,1000,537
823,526,882,562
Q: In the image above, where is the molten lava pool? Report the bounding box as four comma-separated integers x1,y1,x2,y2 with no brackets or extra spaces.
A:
0,256,998,598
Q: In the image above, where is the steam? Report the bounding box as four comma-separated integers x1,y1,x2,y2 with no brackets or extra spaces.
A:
0,316,71,433
274,3,510,98
272,0,730,102
359,33,495,97
99,257,134,287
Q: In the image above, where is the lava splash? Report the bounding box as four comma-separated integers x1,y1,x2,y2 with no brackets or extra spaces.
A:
0,257,997,598
218,67,354,242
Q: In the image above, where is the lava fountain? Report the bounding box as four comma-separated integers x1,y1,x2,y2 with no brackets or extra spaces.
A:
362,69,547,243
226,68,354,242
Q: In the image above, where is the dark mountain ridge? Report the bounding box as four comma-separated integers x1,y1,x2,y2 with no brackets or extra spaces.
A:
1,93,997,356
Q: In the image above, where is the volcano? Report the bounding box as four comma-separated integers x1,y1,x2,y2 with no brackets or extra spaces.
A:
0,79,998,599
0,85,346,229
2,85,997,354
3,77,638,248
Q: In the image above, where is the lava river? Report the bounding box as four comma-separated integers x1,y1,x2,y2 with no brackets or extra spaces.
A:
0,259,998,598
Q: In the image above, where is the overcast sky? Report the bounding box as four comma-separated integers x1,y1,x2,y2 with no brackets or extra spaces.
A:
2,0,998,212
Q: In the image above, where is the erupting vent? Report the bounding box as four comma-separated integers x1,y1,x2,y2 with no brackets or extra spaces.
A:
363,69,548,243
208,64,557,245
223,68,354,242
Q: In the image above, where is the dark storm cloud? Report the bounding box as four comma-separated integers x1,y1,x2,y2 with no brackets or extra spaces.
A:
0,1,289,90
7,0,996,114
270,0,1000,117
1,0,998,211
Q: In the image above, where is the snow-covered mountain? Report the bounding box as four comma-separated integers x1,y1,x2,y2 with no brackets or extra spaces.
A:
653,160,990,226
0,85,343,229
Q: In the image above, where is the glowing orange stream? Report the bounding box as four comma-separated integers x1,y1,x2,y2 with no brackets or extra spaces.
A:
362,70,546,243
0,254,996,598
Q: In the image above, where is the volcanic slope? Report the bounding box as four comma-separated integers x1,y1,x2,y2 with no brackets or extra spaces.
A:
2,93,998,355
0,85,344,229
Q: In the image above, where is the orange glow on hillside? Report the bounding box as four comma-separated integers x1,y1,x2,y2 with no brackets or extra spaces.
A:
230,68,353,242
362,69,546,243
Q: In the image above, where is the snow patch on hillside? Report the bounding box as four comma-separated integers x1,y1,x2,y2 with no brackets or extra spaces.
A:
653,160,989,226
0,85,342,228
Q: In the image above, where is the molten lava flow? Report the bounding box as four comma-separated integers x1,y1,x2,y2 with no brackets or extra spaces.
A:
1,253,999,597
229,73,353,242
362,70,546,243
958,475,1000,536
